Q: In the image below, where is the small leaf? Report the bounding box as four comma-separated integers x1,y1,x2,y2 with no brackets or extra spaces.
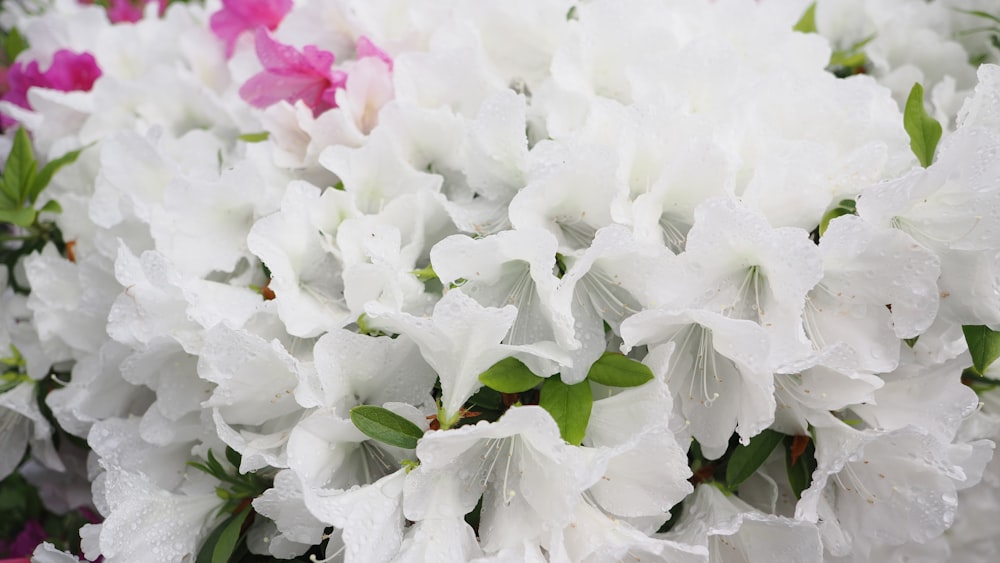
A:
29,147,84,204
539,376,592,445
784,434,817,500
479,357,544,393
903,83,943,168
963,325,1000,375
237,131,269,143
587,352,654,387
0,207,36,227
195,509,250,563
956,9,1000,27
2,28,28,63
2,128,36,205
212,508,250,563
818,199,856,236
350,405,424,449
37,200,62,214
793,2,817,33
224,446,242,471
725,429,784,491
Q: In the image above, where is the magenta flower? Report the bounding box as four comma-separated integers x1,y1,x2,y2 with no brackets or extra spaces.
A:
0,50,101,128
356,35,394,71
6,520,46,558
210,0,293,58
239,28,346,116
78,0,167,23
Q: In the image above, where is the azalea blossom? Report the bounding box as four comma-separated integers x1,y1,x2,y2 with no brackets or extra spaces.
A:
239,28,346,116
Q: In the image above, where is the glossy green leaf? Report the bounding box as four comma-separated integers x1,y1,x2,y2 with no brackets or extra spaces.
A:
350,405,424,450
37,200,62,214
30,147,84,204
539,376,592,445
818,199,856,236
0,207,35,228
2,128,36,205
793,2,817,33
586,352,654,388
195,509,250,563
963,325,1000,375
725,429,784,491
904,83,943,168
479,357,544,393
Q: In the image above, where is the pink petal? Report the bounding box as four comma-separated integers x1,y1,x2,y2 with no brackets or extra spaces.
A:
356,36,393,71
43,50,102,92
211,0,293,58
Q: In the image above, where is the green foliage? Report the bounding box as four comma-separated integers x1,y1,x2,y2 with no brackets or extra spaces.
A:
237,132,269,143
827,35,874,77
0,27,28,65
196,508,252,563
539,375,593,445
903,83,943,168
725,429,784,491
586,352,654,387
349,405,424,450
479,357,544,394
0,472,43,539
963,325,1000,376
187,448,270,514
793,3,817,33
818,199,856,237
784,434,817,499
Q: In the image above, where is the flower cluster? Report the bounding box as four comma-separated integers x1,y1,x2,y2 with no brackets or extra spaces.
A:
1,0,1000,562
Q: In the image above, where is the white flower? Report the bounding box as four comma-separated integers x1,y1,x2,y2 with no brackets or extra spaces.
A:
366,289,567,423
666,484,822,563
0,381,60,480
84,465,221,563
621,307,774,459
403,406,607,553
795,417,994,558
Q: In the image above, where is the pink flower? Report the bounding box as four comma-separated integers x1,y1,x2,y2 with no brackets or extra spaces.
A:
0,50,101,128
239,28,346,116
210,0,293,58
356,36,394,71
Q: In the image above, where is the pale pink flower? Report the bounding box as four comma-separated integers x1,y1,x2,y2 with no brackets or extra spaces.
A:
209,0,293,58
239,29,346,116
0,50,101,128
356,36,393,71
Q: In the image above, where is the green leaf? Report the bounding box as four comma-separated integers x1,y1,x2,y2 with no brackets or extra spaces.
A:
903,83,943,168
793,2,817,33
237,131,270,143
2,128,37,206
350,405,424,449
29,147,84,204
956,9,1000,27
784,435,817,500
586,352,654,388
963,325,1000,375
539,375,593,445
725,429,784,491
225,446,242,471
818,199,856,236
2,28,29,63
37,200,62,214
0,206,36,227
195,509,250,563
479,357,544,393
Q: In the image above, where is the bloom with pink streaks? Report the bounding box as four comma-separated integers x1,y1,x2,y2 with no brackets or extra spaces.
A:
210,0,293,58
239,28,346,116
1,50,101,128
356,36,394,71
